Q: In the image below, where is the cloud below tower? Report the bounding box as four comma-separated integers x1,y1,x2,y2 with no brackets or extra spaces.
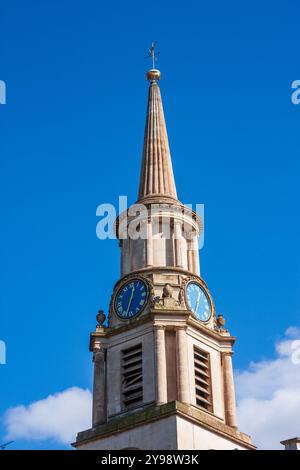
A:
236,327,300,450
4,387,92,446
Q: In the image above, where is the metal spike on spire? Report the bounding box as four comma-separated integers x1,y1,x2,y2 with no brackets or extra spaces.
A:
147,41,160,69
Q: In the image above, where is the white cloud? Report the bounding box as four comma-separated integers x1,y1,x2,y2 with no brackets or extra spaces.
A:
4,387,92,445
236,327,300,450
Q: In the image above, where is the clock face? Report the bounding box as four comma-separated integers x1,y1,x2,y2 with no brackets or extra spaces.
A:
115,279,148,320
186,282,211,322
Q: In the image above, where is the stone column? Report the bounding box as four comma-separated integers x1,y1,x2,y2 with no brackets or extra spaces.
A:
176,327,190,403
92,346,107,427
222,352,237,428
119,240,124,276
146,219,153,267
191,235,200,276
154,326,168,404
174,221,183,267
187,242,194,273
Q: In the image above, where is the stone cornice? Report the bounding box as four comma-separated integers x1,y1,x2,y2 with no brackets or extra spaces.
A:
73,401,256,450
89,313,153,349
187,316,236,346
116,266,209,285
90,308,235,350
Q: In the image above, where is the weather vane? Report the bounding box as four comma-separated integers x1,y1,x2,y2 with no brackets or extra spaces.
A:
147,41,160,69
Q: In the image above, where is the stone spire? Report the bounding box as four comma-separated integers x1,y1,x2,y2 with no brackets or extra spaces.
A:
138,69,178,202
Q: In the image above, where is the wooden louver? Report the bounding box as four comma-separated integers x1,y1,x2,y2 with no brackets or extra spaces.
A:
122,344,143,409
194,347,213,412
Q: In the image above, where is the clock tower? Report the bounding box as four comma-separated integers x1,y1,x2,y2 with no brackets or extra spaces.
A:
74,62,255,450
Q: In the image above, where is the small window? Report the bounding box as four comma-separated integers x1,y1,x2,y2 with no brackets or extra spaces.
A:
122,344,143,409
194,347,213,412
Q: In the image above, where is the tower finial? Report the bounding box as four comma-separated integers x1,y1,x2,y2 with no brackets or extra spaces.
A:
146,41,161,82
138,44,178,202
148,41,159,68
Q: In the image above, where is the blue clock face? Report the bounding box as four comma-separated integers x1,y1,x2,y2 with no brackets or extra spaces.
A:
115,279,148,319
186,282,211,321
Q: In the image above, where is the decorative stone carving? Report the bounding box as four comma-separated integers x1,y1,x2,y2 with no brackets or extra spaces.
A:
178,285,186,308
216,314,228,333
150,294,161,308
93,344,106,362
96,310,106,331
162,283,173,298
154,283,182,310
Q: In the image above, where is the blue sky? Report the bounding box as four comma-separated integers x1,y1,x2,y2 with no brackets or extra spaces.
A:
0,0,299,450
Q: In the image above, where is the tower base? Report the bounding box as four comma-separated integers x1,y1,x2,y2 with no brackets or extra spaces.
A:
73,401,255,450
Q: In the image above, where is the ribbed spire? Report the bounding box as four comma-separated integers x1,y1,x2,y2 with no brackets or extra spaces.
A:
138,70,178,202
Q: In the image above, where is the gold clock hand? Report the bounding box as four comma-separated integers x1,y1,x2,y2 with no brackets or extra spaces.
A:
195,291,201,313
126,286,135,315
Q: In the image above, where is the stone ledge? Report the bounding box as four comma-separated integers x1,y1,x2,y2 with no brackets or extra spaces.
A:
73,401,256,449
175,402,255,449
90,309,235,345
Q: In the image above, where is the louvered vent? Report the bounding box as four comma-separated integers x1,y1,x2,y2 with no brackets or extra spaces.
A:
194,347,213,412
122,344,143,409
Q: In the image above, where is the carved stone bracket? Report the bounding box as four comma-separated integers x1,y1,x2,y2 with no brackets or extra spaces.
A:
93,344,106,362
